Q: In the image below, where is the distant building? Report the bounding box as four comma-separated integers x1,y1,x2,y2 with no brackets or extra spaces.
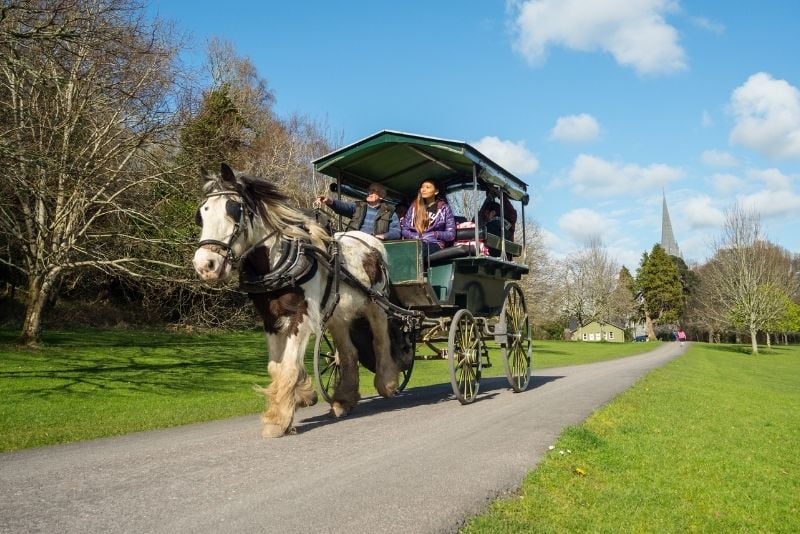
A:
661,191,682,258
571,321,625,343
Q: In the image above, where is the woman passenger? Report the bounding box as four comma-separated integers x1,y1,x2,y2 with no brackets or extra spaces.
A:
401,179,456,265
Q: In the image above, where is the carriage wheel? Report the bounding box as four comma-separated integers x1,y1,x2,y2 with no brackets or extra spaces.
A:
397,344,414,393
500,282,531,392
314,329,413,400
313,329,340,403
448,309,482,404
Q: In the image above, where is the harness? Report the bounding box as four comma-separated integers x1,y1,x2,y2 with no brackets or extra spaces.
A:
196,189,418,330
238,238,320,294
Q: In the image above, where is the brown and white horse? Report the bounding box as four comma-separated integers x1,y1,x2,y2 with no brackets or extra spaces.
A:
193,163,400,437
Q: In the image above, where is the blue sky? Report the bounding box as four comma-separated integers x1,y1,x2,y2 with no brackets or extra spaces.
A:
150,0,800,270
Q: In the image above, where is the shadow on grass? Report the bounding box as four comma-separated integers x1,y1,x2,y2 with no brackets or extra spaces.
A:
0,329,272,398
296,374,564,433
701,343,792,356
534,344,570,356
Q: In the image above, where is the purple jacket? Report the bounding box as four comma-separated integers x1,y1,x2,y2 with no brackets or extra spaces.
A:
401,200,456,249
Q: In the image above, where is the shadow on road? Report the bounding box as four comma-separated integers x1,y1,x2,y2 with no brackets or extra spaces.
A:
296,373,564,433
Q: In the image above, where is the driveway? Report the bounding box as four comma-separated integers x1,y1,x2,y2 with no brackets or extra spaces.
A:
0,343,684,533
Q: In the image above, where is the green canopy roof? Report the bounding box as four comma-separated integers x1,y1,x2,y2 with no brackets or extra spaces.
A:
313,130,529,204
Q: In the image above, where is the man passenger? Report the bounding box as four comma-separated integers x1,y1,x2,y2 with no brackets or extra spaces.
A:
318,182,401,240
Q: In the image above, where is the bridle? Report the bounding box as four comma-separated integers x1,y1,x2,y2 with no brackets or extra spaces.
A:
195,190,273,267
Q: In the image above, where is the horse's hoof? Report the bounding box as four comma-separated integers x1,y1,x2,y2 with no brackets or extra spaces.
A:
261,423,287,438
297,391,318,408
374,376,399,398
331,402,351,418
375,380,398,398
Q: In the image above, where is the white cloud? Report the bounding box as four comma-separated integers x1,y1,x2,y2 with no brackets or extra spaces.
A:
568,154,684,196
472,136,540,176
607,245,642,272
701,110,713,127
729,72,800,159
738,189,800,218
690,16,725,34
558,208,615,242
711,173,743,196
682,196,725,228
510,0,686,75
550,113,600,143
701,149,738,168
747,167,793,191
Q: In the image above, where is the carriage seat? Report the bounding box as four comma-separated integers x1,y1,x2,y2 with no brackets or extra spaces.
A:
428,242,479,264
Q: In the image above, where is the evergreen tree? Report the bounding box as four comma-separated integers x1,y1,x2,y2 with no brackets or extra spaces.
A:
636,244,685,340
179,84,245,172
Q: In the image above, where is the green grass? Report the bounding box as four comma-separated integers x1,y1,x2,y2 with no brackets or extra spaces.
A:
0,328,656,452
463,343,800,533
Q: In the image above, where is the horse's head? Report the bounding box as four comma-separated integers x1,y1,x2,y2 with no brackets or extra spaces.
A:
193,163,253,282
193,163,330,282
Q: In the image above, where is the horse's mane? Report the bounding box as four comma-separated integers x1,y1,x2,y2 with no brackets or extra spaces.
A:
203,170,330,247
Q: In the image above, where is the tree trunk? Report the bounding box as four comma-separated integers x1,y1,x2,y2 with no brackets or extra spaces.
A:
644,311,656,341
707,330,713,343
20,271,59,346
749,326,758,354
766,332,772,349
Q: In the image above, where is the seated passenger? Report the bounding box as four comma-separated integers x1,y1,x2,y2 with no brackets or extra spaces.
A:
477,194,517,259
317,182,400,240
401,179,456,265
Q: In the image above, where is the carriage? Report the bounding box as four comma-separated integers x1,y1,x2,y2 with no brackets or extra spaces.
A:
310,130,532,404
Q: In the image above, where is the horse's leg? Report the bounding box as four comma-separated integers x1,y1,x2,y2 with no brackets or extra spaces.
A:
328,319,360,417
294,366,317,408
258,325,314,438
257,333,287,431
364,303,399,397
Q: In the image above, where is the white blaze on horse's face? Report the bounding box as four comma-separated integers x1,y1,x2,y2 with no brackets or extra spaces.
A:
193,194,240,282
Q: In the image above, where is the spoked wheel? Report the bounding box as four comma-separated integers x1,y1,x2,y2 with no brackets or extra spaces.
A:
397,346,414,392
314,329,413,401
448,309,483,404
500,282,532,392
313,329,340,403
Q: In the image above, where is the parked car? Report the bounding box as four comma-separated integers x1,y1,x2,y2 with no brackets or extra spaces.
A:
633,334,648,342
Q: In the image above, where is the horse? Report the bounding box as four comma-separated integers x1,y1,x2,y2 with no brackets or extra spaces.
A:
192,163,401,437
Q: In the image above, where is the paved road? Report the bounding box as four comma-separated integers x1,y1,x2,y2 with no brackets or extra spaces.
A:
1,343,684,534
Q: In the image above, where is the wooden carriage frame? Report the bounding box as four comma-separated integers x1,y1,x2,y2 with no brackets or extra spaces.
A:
311,130,532,404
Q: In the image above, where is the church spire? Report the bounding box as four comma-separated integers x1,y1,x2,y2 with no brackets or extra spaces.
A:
661,190,681,258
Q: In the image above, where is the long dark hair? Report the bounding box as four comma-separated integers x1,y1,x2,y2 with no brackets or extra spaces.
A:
413,179,444,233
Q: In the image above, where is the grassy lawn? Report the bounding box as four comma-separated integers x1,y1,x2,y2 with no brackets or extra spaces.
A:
0,328,655,452
463,343,800,533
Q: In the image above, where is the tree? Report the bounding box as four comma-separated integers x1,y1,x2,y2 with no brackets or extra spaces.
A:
0,1,183,344
610,266,637,335
517,219,562,338
685,262,728,342
774,300,800,345
563,238,620,334
195,38,336,206
701,206,797,354
636,244,684,340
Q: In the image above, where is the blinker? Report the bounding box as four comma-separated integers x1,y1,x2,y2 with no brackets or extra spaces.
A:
226,199,243,221
194,199,243,227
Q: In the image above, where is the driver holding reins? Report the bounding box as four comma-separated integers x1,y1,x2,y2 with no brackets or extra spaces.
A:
316,182,401,240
